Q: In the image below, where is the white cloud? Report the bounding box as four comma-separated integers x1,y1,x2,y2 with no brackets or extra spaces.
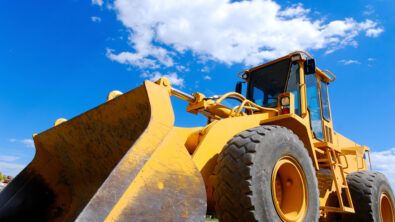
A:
106,48,163,69
92,0,103,6
201,66,210,73
204,75,211,80
339,59,361,65
9,138,34,148
176,65,190,72
366,27,384,37
91,16,102,23
0,155,19,162
21,139,34,148
370,148,395,189
278,3,310,17
368,58,376,61
0,162,25,177
141,71,184,87
108,0,384,68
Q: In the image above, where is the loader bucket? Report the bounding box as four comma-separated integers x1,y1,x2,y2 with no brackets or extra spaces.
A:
0,80,206,221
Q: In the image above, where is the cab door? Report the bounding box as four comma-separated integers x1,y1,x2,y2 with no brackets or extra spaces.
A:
318,79,334,144
305,73,325,140
304,72,333,143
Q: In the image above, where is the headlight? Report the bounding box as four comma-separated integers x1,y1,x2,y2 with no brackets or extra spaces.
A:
291,54,301,62
281,97,290,106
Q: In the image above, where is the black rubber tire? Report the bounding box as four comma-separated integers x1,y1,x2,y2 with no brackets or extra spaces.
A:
213,125,320,222
342,170,395,222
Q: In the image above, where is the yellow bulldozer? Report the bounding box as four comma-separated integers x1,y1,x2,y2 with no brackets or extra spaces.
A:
0,51,393,222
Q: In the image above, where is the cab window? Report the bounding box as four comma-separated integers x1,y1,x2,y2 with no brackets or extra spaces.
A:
248,59,290,108
248,59,301,116
320,80,331,121
305,74,324,140
286,62,301,116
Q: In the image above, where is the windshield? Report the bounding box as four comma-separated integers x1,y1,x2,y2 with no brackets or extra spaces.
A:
247,59,300,112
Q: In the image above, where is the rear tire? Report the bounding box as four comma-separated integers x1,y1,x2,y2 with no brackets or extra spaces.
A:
214,125,319,222
342,171,395,222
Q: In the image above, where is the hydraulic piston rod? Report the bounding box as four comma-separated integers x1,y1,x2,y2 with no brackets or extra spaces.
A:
171,87,195,103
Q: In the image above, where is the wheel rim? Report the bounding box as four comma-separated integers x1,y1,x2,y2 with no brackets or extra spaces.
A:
271,156,308,222
380,192,394,222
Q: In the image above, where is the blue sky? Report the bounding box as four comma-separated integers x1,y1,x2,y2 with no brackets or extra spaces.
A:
0,0,394,187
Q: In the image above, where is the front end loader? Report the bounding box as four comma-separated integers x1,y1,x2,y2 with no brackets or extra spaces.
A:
0,51,393,222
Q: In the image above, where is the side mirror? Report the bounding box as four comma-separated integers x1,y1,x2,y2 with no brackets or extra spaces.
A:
304,59,316,74
235,81,243,94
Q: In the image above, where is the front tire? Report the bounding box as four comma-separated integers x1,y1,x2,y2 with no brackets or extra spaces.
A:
343,171,395,222
214,125,319,222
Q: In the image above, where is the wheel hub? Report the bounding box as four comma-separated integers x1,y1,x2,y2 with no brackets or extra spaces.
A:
380,192,394,222
271,156,308,222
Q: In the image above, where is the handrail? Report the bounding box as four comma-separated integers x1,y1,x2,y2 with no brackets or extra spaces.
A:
288,51,313,60
238,70,249,79
107,90,123,101
367,150,372,171
321,70,336,82
288,51,337,82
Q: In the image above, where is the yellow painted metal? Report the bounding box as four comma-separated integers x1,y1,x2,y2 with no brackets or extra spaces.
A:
107,90,123,101
380,192,395,222
54,118,67,126
0,80,206,221
320,70,336,82
101,128,206,222
340,146,370,173
299,59,308,118
192,113,272,182
320,149,354,214
335,132,361,148
174,127,203,154
279,92,295,114
272,156,308,222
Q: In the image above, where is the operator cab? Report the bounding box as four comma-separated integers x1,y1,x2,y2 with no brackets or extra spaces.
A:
247,58,302,116
239,52,336,143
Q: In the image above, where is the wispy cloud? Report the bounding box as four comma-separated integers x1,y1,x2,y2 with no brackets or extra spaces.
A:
175,65,190,72
363,5,375,16
140,71,184,87
201,66,210,73
203,75,211,80
370,148,395,189
0,162,25,177
368,58,376,61
366,27,384,38
106,48,162,69
91,16,102,23
91,0,103,6
105,0,384,69
0,155,19,162
339,59,361,65
9,138,34,148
